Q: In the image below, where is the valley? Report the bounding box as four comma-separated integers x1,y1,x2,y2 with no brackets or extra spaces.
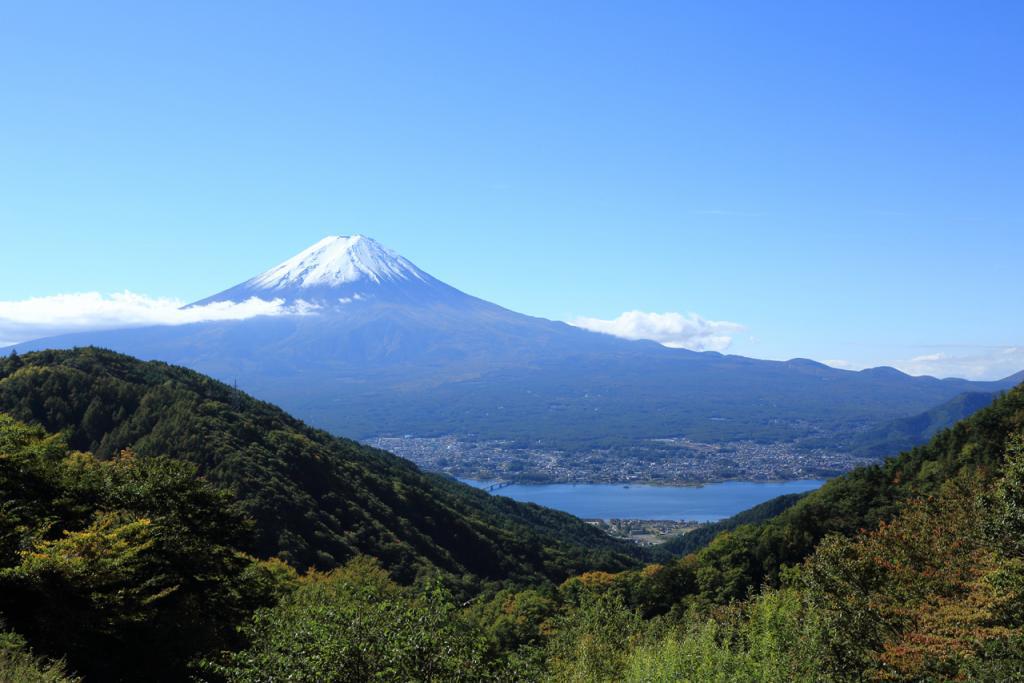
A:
584,519,703,546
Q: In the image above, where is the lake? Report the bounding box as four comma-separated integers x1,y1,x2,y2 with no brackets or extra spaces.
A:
461,479,826,521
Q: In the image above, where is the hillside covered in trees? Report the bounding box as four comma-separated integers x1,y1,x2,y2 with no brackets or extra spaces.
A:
844,389,1000,458
1,347,1022,681
610,376,1024,610
0,349,641,590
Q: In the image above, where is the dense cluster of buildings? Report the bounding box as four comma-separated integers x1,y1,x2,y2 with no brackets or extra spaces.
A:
368,434,876,485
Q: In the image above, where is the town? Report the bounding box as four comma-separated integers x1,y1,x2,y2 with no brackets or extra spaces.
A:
368,434,877,485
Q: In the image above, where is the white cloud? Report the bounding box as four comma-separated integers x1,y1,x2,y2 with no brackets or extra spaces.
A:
569,310,744,352
823,359,856,370
892,347,1024,381
0,291,319,346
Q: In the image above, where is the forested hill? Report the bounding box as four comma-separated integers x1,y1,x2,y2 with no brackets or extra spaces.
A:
0,348,641,587
658,491,806,557
660,389,1005,559
845,389,999,458
623,378,1024,608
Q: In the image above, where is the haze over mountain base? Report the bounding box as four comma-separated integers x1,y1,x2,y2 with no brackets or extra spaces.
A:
8,236,1022,482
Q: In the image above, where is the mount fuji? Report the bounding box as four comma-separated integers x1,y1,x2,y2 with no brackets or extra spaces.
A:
193,235,461,307
181,234,628,376
8,236,1022,450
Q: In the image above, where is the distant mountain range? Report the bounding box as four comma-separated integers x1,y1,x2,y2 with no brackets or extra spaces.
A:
8,235,1023,456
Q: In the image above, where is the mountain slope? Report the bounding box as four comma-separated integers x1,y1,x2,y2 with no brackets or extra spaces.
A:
0,348,641,586
658,491,807,557
661,377,1024,605
845,389,1001,458
8,236,1022,456
657,389,1009,558
192,234,480,308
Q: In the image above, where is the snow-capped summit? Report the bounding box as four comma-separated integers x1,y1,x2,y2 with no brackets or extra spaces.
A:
248,235,428,290
192,235,464,307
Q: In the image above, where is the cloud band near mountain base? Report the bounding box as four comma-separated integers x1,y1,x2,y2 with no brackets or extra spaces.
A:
569,310,744,352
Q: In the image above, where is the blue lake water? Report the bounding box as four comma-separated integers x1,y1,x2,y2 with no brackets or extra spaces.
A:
461,479,826,521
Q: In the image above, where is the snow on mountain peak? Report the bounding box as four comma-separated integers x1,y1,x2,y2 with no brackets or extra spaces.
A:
247,235,428,290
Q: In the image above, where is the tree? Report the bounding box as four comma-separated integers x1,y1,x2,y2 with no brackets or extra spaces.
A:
212,556,502,682
0,415,287,680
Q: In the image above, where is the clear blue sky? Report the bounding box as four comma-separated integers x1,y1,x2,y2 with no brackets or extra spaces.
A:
1,2,1021,378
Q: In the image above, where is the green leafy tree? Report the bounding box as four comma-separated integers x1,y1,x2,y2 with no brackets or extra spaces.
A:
804,475,1024,680
621,587,825,682
0,415,287,681
0,627,79,683
213,556,503,682
543,590,647,683
0,348,641,589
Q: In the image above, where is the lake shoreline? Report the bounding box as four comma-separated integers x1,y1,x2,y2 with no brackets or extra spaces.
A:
456,476,827,488
459,478,826,522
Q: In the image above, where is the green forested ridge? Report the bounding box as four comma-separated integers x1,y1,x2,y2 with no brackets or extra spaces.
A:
0,414,289,680
533,434,1024,681
214,431,1024,682
658,492,806,558
614,379,1024,610
0,348,641,588
456,384,1024,681
2,346,1022,681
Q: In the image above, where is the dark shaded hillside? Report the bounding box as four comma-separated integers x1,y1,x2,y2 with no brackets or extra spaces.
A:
0,348,641,587
846,389,999,458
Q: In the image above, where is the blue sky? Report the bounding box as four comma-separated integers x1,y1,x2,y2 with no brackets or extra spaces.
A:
1,2,1021,378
